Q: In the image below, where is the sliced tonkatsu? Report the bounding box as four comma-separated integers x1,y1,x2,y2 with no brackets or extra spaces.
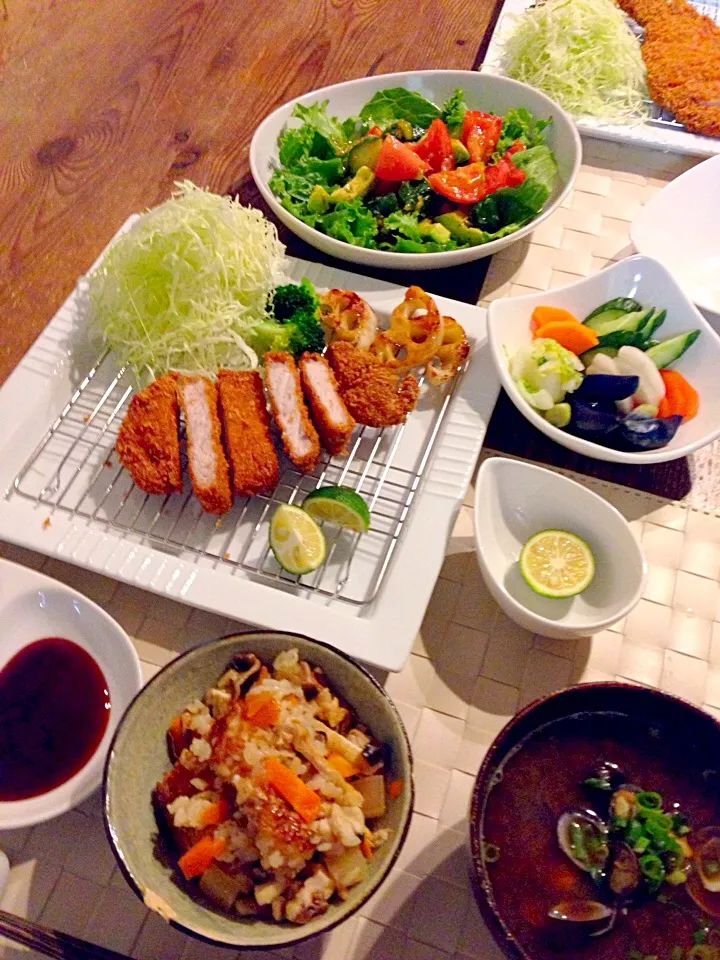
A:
115,373,182,495
264,352,320,474
217,369,279,497
299,352,355,456
177,375,232,515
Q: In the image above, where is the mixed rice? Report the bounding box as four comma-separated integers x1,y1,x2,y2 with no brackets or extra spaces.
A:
154,648,397,924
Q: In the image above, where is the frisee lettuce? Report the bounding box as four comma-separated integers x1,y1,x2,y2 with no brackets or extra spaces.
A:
89,181,286,380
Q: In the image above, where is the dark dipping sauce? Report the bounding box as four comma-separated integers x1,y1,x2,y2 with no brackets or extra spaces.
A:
482,712,720,959
0,637,110,801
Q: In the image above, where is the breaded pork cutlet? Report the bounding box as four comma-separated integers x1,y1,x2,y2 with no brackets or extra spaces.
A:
217,369,279,497
326,341,419,428
264,352,320,474
299,353,355,456
177,375,232,515
115,373,182,495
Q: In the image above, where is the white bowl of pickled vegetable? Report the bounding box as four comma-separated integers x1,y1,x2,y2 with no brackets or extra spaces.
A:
488,256,720,464
250,70,581,270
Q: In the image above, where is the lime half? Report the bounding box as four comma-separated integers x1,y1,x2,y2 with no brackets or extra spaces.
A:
269,505,326,575
519,529,595,599
302,486,371,532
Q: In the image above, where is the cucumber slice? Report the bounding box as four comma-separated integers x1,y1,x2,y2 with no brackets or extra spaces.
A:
645,330,701,368
583,297,642,324
639,308,666,342
580,346,619,367
347,136,382,173
596,329,650,350
585,307,653,337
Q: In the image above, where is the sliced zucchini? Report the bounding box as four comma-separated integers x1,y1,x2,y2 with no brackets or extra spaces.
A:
347,136,382,174
645,330,701,368
583,297,643,325
585,307,653,337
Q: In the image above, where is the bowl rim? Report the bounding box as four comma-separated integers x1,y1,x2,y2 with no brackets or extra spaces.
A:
0,557,142,828
249,68,582,267
468,680,720,960
102,628,415,950
487,254,720,464
472,457,647,634
630,155,720,319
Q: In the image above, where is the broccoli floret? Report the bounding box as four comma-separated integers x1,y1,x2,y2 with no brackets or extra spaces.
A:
271,277,319,321
248,319,294,356
286,309,326,356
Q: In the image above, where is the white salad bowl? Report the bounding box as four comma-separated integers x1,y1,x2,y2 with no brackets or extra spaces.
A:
0,559,142,828
488,255,720,464
631,155,720,322
250,70,581,270
474,457,646,640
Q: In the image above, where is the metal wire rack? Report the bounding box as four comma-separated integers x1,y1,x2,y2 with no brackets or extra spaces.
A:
8,351,466,606
638,0,720,130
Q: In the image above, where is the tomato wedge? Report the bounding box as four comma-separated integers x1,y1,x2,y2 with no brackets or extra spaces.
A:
374,135,429,181
462,110,503,162
368,124,383,136
409,118,455,173
427,152,525,205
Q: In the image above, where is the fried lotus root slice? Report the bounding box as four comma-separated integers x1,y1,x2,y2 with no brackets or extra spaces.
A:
318,289,378,350
369,285,444,370
426,317,470,385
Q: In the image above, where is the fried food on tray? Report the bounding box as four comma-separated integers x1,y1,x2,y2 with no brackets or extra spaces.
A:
217,369,279,497
426,317,470,385
115,373,182,495
299,353,355,456
369,286,445,370
177,375,232,515
318,289,378,349
153,648,393,924
616,0,720,136
264,352,321,473
326,341,419,428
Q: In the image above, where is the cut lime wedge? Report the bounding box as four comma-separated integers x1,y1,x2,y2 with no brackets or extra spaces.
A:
302,486,370,532
519,529,595,599
269,505,326,575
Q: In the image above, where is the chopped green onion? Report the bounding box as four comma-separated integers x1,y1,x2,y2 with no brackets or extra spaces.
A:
633,836,651,854
639,853,665,893
637,791,663,811
584,776,613,791
625,820,644,846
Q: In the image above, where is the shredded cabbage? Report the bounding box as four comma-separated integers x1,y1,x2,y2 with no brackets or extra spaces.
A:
501,0,649,124
510,338,583,411
88,181,286,379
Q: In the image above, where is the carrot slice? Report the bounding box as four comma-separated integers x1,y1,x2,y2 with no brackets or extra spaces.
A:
360,828,374,859
178,835,226,880
265,757,322,823
196,799,230,827
534,320,599,355
327,753,357,779
388,778,403,800
659,369,699,421
167,714,185,757
531,305,579,333
244,691,280,727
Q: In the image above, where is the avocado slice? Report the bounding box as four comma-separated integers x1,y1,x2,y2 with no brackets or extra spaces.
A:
329,166,375,204
436,212,486,246
307,185,331,214
451,138,470,164
418,219,452,244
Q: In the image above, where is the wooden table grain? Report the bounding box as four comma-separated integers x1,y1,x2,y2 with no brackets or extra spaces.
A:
0,0,501,386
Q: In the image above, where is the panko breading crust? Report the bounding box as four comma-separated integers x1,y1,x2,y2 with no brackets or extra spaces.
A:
217,369,279,497
326,341,419,428
115,373,182,495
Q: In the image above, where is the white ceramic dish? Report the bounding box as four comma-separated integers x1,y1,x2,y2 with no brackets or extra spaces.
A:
250,69,581,270
631,155,720,321
0,224,500,674
488,255,720,464
473,458,646,639
481,0,720,158
0,558,142,828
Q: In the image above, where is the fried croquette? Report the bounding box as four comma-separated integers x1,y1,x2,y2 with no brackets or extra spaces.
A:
326,341,419,428
264,352,321,473
177,375,232,515
298,353,355,456
115,373,182,495
217,369,279,497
